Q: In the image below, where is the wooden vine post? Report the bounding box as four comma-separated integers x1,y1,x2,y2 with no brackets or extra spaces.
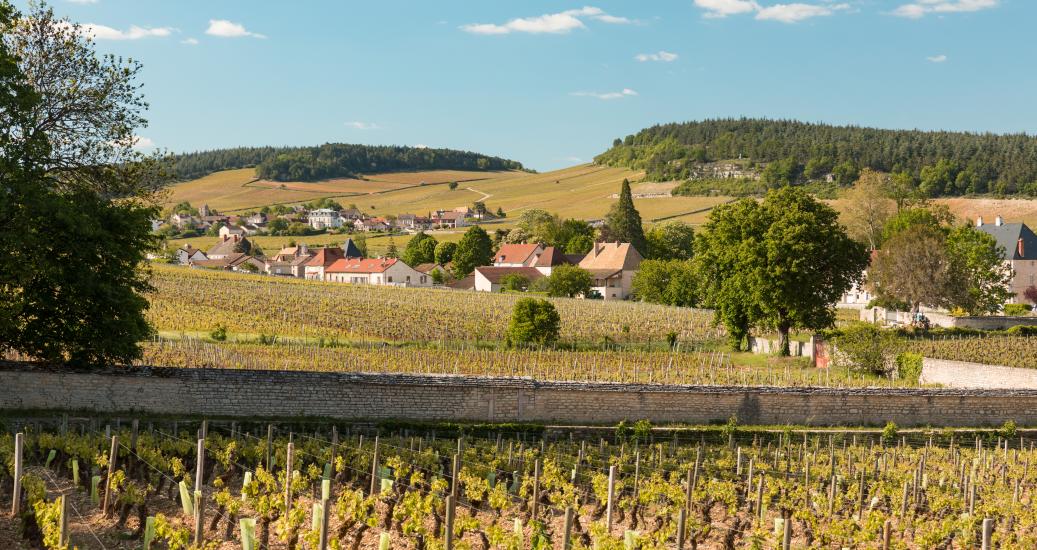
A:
606,465,617,532
444,495,456,550
531,459,541,520
318,496,331,550
194,437,205,546
265,424,274,470
370,436,380,497
562,506,574,550
285,441,295,510
982,518,993,550
58,494,69,547
451,452,460,498
10,432,23,516
102,435,118,517
676,508,687,550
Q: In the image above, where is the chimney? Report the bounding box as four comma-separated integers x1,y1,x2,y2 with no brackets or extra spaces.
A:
996,215,1004,226
976,216,983,227
1020,238,1026,258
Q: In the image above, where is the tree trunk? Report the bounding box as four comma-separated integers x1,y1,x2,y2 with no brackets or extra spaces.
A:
778,321,792,357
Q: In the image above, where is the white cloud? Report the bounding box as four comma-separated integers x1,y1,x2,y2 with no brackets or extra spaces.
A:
694,0,760,18
345,121,379,130
131,136,154,149
635,50,678,62
892,0,998,18
205,19,266,39
927,54,948,62
461,6,631,35
80,23,173,40
755,3,849,23
414,144,429,149
570,88,638,100
181,37,199,45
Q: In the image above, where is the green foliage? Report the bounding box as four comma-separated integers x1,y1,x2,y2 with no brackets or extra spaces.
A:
596,118,1037,195
881,421,898,444
210,324,228,342
513,209,594,250
895,352,923,384
546,265,592,298
1004,303,1032,316
944,226,1013,314
761,157,802,187
434,241,457,266
452,226,493,277
402,231,438,266
671,178,766,197
645,221,694,260
631,260,698,307
507,298,561,348
603,179,647,256
448,181,459,190
694,187,868,355
499,274,530,292
565,234,594,254
999,420,1018,439
833,324,901,376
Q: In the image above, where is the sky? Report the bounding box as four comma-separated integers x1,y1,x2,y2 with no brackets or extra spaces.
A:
25,0,1036,172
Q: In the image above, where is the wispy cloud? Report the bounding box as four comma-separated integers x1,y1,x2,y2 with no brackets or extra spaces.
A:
694,0,760,19
181,37,199,45
413,144,429,149
346,121,380,130
756,3,849,23
570,88,638,100
635,50,678,62
461,6,631,35
695,0,850,22
80,23,173,40
927,54,948,62
892,0,998,19
205,19,266,39
131,136,155,149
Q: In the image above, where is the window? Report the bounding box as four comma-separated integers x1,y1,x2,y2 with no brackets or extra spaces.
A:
388,276,393,283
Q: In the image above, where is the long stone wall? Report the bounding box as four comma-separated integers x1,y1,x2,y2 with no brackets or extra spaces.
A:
3,362,1037,427
920,358,1037,389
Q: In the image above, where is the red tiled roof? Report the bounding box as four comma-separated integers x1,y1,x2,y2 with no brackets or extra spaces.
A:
326,258,399,274
494,244,541,264
475,266,544,284
304,247,345,267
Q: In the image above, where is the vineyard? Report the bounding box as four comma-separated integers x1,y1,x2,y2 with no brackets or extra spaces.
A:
134,338,912,389
906,335,1037,370
2,420,1033,549
147,265,720,345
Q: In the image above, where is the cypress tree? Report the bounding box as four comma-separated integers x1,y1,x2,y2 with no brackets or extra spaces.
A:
605,179,647,255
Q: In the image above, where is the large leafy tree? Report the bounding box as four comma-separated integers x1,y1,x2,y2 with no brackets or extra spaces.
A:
868,225,951,314
603,179,646,255
402,231,437,266
696,188,868,354
0,3,160,365
645,221,695,260
451,225,493,277
944,226,1013,315
546,265,592,298
507,298,561,348
842,169,895,250
631,260,698,307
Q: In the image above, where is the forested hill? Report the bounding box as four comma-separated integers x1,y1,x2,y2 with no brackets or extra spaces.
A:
594,118,1037,196
172,144,525,181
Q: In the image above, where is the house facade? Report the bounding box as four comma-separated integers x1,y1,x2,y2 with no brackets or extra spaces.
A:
308,208,344,230
578,242,642,300
325,258,432,287
976,217,1037,303
207,234,251,260
175,245,208,265
493,244,544,267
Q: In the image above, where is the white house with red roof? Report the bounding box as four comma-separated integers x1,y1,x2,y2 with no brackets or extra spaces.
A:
324,258,432,287
493,243,543,267
578,242,643,300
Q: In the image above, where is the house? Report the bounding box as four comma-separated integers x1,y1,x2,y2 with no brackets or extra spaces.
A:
190,252,264,273
975,216,1037,303
474,266,544,293
493,244,544,267
170,212,196,229
341,208,365,221
431,211,466,228
447,275,476,291
395,214,433,231
199,204,212,217
578,242,643,300
175,245,208,265
354,218,390,232
207,234,251,260
272,244,311,263
303,247,347,280
414,263,448,282
244,212,267,225
325,258,432,287
219,225,246,240
531,246,582,276
308,208,344,230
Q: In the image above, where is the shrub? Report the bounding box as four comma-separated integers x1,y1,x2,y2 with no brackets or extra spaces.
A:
506,298,561,348
499,274,530,292
834,323,901,376
999,420,1018,439
881,421,898,444
1003,303,1032,316
896,352,923,384
209,324,227,342
546,265,592,298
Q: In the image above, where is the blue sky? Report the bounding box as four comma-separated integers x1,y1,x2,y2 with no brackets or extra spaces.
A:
29,0,1033,171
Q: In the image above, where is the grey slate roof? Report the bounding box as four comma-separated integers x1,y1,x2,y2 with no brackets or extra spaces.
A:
975,223,1037,261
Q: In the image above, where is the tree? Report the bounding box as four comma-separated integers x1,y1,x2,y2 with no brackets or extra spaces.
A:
499,274,530,292
832,161,860,186
833,323,901,377
944,226,1013,314
434,241,457,265
384,237,399,259
695,188,868,354
645,222,695,260
842,169,895,250
604,179,646,255
546,265,592,298
495,207,506,218
881,206,953,242
402,231,437,266
507,298,561,348
761,157,801,188
868,224,951,314
632,260,698,307
0,3,161,366
566,234,594,255
452,225,493,277
448,181,459,191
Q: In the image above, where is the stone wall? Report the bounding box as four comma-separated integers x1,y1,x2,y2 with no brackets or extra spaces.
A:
3,362,1037,427
920,358,1037,389
861,307,1037,330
